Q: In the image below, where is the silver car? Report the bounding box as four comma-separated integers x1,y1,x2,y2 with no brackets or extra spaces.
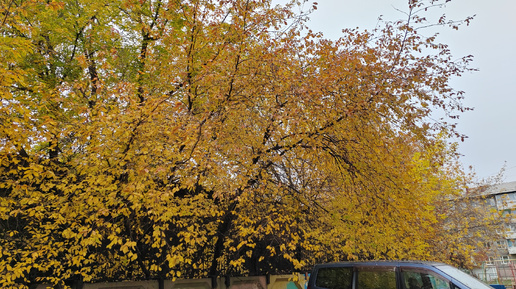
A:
307,261,493,289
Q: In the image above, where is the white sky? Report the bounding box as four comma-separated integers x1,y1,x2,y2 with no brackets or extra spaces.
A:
305,0,516,182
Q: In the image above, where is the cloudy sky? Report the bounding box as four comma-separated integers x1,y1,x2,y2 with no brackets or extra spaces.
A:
305,0,516,182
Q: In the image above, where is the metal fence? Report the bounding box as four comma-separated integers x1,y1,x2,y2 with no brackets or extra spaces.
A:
472,258,516,288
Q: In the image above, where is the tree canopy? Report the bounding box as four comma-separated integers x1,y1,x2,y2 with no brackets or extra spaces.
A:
0,0,500,288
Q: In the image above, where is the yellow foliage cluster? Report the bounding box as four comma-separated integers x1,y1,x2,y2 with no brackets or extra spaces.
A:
0,0,501,288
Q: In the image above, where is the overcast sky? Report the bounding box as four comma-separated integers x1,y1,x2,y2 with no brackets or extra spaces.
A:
305,0,516,183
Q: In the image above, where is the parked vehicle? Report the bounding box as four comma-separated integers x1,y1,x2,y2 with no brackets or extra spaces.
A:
307,261,492,289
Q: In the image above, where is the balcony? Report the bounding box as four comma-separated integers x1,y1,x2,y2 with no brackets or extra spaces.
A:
506,232,516,239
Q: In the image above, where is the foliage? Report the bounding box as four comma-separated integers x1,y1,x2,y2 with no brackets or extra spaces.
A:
0,0,499,287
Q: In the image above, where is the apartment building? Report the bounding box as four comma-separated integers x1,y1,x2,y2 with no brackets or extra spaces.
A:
472,181,516,283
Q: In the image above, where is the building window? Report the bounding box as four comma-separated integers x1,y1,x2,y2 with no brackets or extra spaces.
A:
502,209,516,218
509,239,516,248
507,224,516,232
502,256,510,264
495,240,507,249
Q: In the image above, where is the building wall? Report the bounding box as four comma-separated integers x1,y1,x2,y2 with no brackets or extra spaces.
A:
484,182,516,258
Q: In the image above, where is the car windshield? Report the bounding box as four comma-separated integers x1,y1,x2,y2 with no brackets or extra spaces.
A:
434,264,492,289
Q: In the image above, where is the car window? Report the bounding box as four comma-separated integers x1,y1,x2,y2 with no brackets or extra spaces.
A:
434,265,493,289
401,268,450,289
357,266,396,289
315,267,353,289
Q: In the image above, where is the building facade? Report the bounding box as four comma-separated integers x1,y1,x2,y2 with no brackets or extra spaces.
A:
472,181,516,284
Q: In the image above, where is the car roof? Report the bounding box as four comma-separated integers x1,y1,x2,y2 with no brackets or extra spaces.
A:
313,260,448,268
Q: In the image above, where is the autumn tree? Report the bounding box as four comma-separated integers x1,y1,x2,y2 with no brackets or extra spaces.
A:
427,174,508,269
0,0,498,287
